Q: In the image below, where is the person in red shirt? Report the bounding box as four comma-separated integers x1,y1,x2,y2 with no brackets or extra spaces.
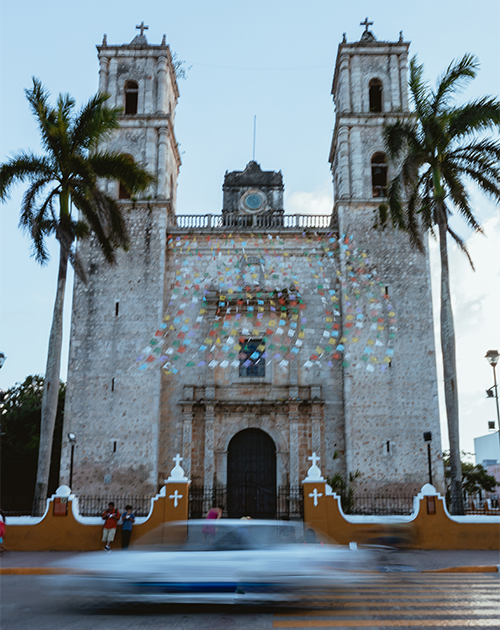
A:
101,502,120,551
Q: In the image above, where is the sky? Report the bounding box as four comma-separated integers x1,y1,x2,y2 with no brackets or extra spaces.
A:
1,0,499,457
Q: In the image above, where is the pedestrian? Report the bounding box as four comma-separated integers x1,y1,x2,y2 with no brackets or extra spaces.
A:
101,502,120,551
0,509,7,553
202,505,224,545
121,504,135,549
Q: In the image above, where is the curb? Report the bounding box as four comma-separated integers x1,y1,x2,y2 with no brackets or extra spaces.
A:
0,568,71,575
421,564,500,573
2,565,499,575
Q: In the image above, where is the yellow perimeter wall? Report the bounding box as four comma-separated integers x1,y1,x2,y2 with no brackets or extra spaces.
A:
303,482,500,550
6,482,189,552
5,483,500,551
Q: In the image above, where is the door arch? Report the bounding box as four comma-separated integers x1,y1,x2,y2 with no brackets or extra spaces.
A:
227,428,277,519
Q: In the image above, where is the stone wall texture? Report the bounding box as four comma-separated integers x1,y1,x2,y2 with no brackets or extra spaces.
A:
61,30,445,501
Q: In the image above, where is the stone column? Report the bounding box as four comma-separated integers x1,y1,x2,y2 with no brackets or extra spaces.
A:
204,385,216,492
157,55,168,114
339,54,351,113
289,403,300,487
399,55,409,111
156,126,168,200
182,406,193,478
311,394,322,458
107,57,118,108
350,127,363,198
389,54,401,111
350,55,361,113
337,126,351,200
98,56,109,94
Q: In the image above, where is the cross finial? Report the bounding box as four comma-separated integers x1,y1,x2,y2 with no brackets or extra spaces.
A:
136,21,149,37
173,453,183,467
308,452,320,467
360,17,373,33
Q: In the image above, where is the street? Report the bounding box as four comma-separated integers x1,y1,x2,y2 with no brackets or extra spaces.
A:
1,573,498,629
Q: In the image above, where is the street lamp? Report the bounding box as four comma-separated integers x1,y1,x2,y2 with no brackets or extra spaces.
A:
423,432,433,485
485,350,500,453
68,433,76,490
0,353,6,369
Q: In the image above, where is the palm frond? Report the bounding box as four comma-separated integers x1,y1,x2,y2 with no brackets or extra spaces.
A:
71,188,121,264
448,97,500,138
432,54,478,115
0,153,55,200
382,119,419,160
456,164,500,202
90,151,155,193
447,224,475,270
70,93,120,153
408,56,431,120
25,79,64,162
450,138,500,163
68,247,87,283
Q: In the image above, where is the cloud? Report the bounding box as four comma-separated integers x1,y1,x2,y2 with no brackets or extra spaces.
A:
285,186,333,216
430,214,500,457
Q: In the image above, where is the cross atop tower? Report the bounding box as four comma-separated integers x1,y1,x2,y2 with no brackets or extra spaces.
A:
360,17,373,33
136,21,149,37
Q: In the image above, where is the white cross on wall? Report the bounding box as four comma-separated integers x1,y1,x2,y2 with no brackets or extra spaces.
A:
173,453,183,467
308,488,323,507
308,452,320,467
169,489,183,507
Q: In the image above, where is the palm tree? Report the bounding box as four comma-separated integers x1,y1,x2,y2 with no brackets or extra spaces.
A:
0,79,155,512
376,54,500,514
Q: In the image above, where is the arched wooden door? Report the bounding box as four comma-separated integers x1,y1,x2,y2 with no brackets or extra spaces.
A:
227,429,277,519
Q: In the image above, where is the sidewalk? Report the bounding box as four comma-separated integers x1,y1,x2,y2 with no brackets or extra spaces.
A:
1,549,499,573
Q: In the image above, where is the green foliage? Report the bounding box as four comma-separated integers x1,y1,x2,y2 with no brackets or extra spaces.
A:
171,52,191,81
0,78,155,275
0,376,65,508
376,53,500,255
443,451,499,496
326,469,360,513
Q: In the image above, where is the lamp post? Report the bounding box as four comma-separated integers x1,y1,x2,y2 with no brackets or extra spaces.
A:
0,353,6,369
68,433,76,490
423,432,433,485
485,350,500,452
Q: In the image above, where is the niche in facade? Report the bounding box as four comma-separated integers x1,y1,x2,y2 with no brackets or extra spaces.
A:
371,153,387,198
118,154,133,199
124,80,139,115
369,79,383,113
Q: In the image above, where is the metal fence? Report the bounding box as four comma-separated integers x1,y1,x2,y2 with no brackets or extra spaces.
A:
188,485,304,521
343,494,415,516
2,497,47,517
3,496,154,517
77,496,153,517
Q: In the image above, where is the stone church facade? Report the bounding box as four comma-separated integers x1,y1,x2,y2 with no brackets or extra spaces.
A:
61,25,445,513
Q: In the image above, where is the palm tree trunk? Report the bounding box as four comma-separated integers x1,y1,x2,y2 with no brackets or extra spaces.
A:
32,243,69,515
437,210,464,515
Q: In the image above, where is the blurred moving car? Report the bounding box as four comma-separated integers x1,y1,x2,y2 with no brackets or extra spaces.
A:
49,520,375,604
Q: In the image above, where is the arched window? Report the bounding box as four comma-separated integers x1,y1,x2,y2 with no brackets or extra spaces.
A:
369,78,383,113
118,154,133,199
124,80,139,115
371,153,387,198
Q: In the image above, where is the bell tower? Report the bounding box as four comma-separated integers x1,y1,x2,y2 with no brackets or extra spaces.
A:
329,22,445,493
97,23,181,211
62,26,181,496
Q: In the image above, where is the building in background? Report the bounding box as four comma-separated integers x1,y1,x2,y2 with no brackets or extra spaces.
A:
60,24,444,516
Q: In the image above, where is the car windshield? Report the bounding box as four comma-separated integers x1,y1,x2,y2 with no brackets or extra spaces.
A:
132,520,314,551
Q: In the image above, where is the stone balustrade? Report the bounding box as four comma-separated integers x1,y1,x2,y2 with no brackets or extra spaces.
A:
169,214,334,231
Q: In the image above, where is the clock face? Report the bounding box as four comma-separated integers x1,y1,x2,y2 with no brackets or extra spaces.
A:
239,189,267,214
